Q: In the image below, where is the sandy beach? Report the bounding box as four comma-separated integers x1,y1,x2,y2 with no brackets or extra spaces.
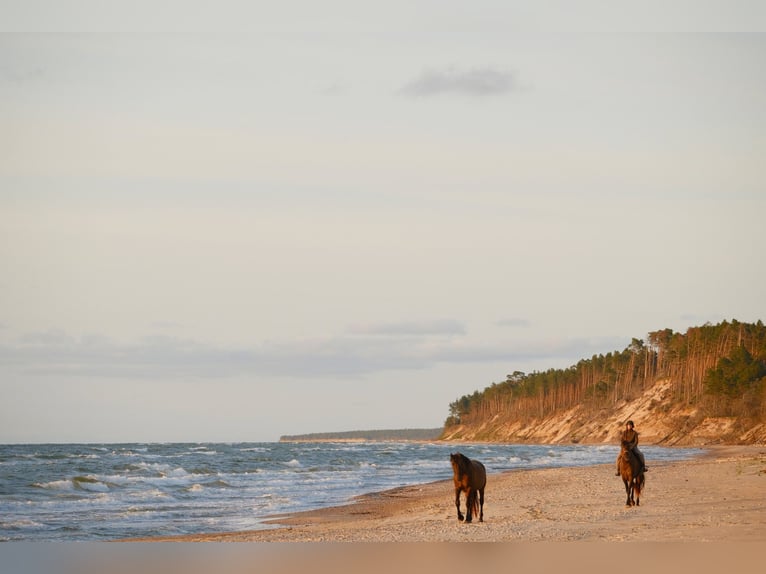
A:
135,445,765,543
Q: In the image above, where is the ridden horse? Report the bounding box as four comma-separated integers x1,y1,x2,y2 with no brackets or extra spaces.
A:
618,441,645,507
450,452,486,523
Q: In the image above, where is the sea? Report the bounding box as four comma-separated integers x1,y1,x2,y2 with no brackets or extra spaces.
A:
0,441,704,542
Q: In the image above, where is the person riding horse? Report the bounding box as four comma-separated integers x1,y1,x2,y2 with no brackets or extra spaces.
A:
615,420,647,476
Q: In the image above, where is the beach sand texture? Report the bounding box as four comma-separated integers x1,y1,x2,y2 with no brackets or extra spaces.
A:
136,445,765,543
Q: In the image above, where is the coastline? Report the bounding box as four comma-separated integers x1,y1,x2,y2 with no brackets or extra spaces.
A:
127,444,765,543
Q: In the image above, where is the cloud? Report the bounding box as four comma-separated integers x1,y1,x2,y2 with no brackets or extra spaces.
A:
347,319,466,336
19,329,76,346
0,62,46,86
401,67,517,97
0,329,629,381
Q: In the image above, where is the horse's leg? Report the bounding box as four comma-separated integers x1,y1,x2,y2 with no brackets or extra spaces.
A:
455,488,464,521
623,478,632,507
634,475,641,506
465,488,474,523
632,473,638,506
478,487,484,522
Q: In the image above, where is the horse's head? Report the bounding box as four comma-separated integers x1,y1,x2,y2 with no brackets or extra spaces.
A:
619,442,635,464
450,452,470,474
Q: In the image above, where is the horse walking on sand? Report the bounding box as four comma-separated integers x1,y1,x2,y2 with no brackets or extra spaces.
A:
450,452,486,523
618,441,645,507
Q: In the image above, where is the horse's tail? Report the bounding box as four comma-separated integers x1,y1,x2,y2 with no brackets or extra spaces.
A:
468,489,479,518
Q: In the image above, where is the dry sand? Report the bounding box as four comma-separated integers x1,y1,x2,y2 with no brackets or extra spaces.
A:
135,445,766,543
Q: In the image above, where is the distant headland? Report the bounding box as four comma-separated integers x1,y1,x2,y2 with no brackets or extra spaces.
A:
279,428,443,442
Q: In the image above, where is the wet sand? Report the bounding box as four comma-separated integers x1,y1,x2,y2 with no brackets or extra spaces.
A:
133,445,766,543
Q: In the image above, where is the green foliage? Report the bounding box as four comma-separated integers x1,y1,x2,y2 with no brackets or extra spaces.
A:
444,319,766,429
704,345,766,398
447,391,481,424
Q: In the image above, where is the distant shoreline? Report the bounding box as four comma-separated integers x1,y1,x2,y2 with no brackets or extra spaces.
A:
279,428,443,442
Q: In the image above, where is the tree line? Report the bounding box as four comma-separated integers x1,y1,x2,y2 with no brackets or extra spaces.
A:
445,319,766,428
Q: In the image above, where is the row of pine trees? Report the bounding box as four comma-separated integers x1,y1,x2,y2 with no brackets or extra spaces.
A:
445,319,766,428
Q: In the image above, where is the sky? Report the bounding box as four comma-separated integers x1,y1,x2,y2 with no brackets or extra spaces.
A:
1,2,765,443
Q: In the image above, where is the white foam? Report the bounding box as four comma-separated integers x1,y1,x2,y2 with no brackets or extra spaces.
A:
34,480,74,491
1,519,45,530
72,476,110,493
166,467,190,478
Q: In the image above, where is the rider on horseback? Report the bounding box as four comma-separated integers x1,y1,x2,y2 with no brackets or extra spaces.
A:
615,420,647,476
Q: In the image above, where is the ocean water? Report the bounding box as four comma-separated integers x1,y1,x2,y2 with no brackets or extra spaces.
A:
0,442,703,541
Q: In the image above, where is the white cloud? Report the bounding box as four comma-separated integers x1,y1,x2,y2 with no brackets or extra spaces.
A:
0,329,627,381
401,67,518,97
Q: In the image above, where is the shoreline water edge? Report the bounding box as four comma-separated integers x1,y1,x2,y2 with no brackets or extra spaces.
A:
2,442,763,544
1,441,702,542
125,444,765,543
2,445,765,574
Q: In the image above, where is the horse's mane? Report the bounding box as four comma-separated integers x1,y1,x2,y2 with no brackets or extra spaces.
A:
452,452,472,474
619,443,642,476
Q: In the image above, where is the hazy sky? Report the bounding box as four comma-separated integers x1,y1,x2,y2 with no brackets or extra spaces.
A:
2,3,765,442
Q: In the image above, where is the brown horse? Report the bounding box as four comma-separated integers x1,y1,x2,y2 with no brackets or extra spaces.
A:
618,441,645,507
450,452,486,523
